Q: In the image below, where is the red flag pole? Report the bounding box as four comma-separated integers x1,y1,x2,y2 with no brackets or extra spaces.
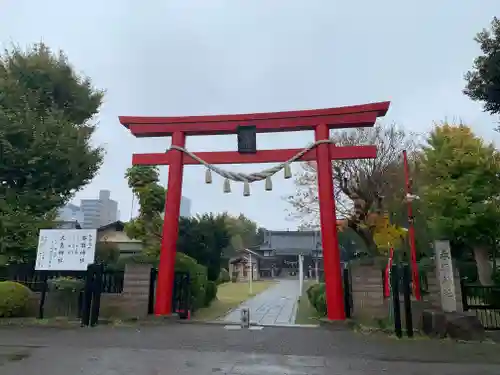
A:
403,150,421,300
384,247,394,298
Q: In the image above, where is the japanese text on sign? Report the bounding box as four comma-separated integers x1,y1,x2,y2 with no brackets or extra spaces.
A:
35,229,97,271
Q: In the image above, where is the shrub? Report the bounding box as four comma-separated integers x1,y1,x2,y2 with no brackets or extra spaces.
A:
0,281,32,317
314,289,327,316
175,252,208,311
94,242,121,265
217,268,230,284
47,277,85,293
306,283,321,304
204,280,218,306
47,277,85,317
306,283,327,317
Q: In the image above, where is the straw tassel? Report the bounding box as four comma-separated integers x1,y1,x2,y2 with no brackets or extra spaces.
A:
223,178,231,193
284,164,292,179
205,168,212,184
265,176,273,191
243,181,250,196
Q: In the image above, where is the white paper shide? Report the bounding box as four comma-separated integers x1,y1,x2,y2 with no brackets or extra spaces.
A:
35,229,97,271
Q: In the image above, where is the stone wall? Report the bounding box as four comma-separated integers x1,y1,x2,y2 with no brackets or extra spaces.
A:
100,264,152,319
349,259,463,328
350,264,387,320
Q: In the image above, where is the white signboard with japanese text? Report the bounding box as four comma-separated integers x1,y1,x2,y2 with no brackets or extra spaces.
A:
434,240,458,312
35,229,97,271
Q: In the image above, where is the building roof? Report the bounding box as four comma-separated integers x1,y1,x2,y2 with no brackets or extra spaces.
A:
257,230,350,261
229,248,261,264
259,230,322,256
54,220,82,229
97,221,125,232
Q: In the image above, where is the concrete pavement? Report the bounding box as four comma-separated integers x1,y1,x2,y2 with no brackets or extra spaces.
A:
222,279,301,325
1,324,500,374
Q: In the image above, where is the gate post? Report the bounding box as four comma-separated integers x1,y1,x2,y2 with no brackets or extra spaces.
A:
90,263,104,326
148,268,157,315
315,123,345,320
156,131,185,315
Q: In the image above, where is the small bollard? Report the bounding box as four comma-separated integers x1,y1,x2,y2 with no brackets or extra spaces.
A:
240,307,250,328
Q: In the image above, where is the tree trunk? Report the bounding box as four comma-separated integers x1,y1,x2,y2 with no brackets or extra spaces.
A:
473,245,493,285
351,225,378,256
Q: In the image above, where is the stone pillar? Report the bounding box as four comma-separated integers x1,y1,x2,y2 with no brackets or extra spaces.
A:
433,240,463,312
99,263,153,319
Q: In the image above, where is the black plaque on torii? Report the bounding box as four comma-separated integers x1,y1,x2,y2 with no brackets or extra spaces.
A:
237,125,257,154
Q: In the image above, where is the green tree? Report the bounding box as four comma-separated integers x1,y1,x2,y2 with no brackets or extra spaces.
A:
124,165,164,256
95,242,121,265
419,123,500,284
464,17,500,121
125,165,230,280
178,214,230,281
287,123,420,256
222,214,261,257
0,43,104,262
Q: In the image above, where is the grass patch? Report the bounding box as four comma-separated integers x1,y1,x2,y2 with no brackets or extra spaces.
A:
193,280,276,321
295,281,322,324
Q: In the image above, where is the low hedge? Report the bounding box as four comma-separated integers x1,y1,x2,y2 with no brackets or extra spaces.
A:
0,281,32,318
306,283,327,317
174,252,208,311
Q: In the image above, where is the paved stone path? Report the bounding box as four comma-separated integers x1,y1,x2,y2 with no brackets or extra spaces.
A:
1,325,499,374
222,279,301,325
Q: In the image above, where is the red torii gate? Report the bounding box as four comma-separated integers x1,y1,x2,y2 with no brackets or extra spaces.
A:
120,101,390,321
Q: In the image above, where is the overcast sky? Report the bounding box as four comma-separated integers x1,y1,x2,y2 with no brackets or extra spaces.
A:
1,1,498,229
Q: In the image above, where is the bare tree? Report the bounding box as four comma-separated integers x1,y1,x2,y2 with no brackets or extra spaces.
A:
286,123,417,254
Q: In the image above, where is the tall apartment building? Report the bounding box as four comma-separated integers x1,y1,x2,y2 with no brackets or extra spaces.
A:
80,190,119,229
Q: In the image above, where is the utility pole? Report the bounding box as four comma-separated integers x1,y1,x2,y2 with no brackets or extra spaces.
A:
315,256,319,283
403,150,421,300
248,252,253,295
298,254,304,296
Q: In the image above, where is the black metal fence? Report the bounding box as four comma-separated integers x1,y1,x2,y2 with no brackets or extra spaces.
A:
147,268,191,318
0,263,124,294
2,263,191,323
1,263,125,327
460,282,500,330
382,267,428,298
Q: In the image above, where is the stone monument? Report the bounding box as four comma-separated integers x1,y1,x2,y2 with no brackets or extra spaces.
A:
434,240,461,312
